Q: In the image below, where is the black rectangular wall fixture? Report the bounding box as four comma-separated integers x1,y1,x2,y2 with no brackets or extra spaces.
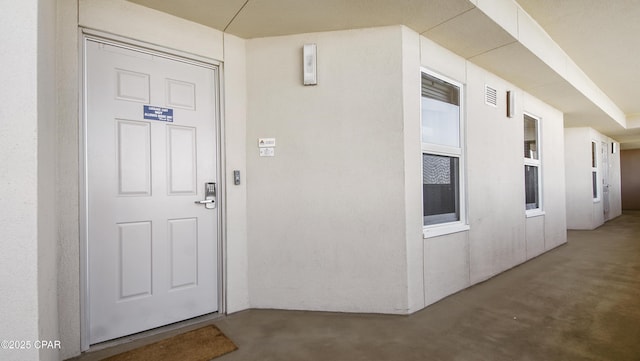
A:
506,90,514,118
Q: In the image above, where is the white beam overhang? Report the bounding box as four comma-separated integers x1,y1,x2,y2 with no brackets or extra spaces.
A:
425,0,627,137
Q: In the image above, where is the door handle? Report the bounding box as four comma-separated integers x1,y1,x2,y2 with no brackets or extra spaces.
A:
195,199,215,205
195,182,216,209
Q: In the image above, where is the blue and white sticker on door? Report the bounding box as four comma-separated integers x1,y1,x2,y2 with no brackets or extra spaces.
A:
143,105,173,122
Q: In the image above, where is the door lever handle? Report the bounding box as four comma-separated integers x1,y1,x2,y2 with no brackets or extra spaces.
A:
194,198,216,209
194,199,215,204
195,182,216,209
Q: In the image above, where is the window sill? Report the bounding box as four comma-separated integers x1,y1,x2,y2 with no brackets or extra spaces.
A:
423,223,470,239
525,210,546,218
593,198,601,203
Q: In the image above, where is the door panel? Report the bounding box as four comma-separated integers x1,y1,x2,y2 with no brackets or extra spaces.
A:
168,218,199,289
118,221,152,300
85,39,219,344
117,120,151,196
167,125,197,194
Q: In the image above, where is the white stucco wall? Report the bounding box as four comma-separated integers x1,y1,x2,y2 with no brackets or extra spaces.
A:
223,33,251,314
607,141,622,219
419,37,472,306
466,61,529,283
246,26,411,314
244,27,567,315
524,92,567,252
420,36,566,305
565,127,622,230
0,1,59,360
38,0,60,360
564,127,593,229
57,0,81,358
0,2,41,360
401,27,426,313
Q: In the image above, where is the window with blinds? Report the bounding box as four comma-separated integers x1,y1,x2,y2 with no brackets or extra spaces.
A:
421,73,459,105
421,71,464,228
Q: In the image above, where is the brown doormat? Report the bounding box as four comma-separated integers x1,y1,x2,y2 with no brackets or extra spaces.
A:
103,325,237,361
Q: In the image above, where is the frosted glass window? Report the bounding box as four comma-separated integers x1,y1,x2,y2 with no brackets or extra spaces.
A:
423,154,459,225
421,97,460,147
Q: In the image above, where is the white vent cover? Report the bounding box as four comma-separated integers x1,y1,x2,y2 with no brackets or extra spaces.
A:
485,85,497,107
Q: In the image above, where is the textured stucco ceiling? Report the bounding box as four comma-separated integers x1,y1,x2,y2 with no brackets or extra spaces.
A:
516,0,640,116
516,0,640,137
129,0,475,37
128,0,640,146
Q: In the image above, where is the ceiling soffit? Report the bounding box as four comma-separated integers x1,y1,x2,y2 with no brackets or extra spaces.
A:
423,8,516,59
227,0,475,38
128,0,476,38
419,3,629,140
128,0,247,31
126,0,635,144
515,0,640,117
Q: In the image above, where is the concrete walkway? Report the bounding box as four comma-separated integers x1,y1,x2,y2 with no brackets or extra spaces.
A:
215,212,640,361
71,212,640,360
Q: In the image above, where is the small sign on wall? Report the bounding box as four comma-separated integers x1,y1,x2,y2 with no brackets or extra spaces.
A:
259,148,275,157
143,105,174,122
258,138,276,147
258,138,276,157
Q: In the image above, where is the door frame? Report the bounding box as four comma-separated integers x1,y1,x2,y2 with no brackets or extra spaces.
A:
79,29,227,351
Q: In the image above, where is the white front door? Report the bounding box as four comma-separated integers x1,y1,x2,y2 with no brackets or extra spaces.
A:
85,39,219,344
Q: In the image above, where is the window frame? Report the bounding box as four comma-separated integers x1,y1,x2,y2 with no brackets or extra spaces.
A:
524,113,544,217
421,68,468,238
591,140,600,202
422,153,460,226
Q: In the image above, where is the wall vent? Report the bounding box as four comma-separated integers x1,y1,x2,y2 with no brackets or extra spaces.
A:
485,85,497,107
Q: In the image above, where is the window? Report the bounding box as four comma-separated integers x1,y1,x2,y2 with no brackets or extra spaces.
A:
524,114,541,212
423,154,459,225
592,141,598,200
421,71,464,229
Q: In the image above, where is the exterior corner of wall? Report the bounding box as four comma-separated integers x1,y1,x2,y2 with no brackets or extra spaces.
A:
222,31,250,314
401,25,425,314
56,0,82,357
38,0,66,359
